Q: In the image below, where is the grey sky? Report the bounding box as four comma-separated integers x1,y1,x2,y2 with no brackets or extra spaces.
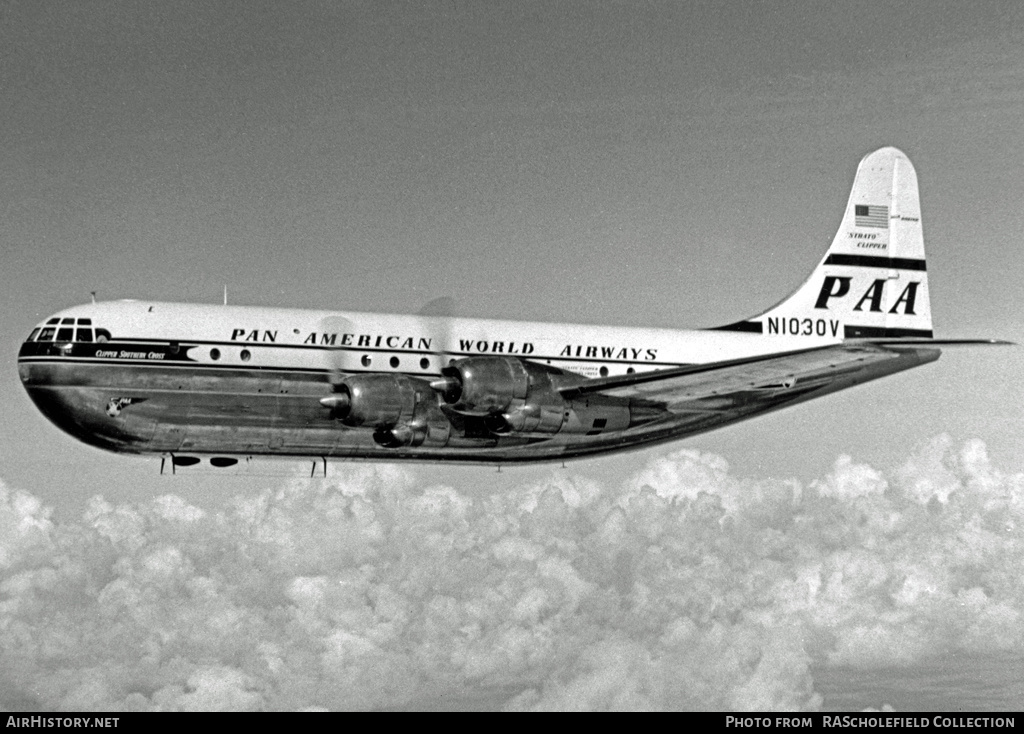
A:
2,1,1024,515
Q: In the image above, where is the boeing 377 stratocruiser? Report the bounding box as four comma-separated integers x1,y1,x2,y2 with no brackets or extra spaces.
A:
18,147,1006,469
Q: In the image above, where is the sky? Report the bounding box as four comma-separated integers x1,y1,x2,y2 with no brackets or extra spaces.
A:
2,0,1024,711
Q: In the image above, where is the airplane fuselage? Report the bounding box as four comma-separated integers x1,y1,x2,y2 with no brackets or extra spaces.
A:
18,299,898,465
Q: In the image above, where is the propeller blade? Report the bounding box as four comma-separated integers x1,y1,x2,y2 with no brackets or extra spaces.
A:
319,314,355,390
417,296,458,374
417,296,456,319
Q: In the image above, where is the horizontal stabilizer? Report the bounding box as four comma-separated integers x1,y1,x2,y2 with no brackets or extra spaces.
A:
848,338,1014,346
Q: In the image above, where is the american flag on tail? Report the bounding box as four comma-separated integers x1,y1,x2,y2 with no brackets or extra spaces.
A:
854,204,888,228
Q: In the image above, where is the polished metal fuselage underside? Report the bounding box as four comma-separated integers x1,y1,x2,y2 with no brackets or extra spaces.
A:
18,338,932,464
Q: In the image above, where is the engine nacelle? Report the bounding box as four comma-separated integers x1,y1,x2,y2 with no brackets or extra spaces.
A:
437,356,531,416
437,356,570,435
329,373,420,427
322,374,452,448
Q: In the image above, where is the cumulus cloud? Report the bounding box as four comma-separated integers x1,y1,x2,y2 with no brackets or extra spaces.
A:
1,435,1022,711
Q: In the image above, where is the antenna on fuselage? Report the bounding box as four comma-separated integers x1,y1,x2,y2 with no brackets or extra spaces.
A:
223,285,228,306
90,291,96,304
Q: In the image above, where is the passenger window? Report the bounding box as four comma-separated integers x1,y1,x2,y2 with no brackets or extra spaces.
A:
77,328,94,342
28,328,40,342
38,328,56,341
56,328,73,341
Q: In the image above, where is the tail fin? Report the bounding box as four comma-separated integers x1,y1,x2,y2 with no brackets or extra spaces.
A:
718,147,933,340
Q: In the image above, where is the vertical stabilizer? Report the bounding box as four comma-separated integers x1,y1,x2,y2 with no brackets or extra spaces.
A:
717,147,933,339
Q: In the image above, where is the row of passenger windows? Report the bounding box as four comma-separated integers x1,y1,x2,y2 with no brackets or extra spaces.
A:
201,350,626,376
203,347,433,371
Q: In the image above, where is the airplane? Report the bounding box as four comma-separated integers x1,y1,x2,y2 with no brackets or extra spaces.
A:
17,147,1007,471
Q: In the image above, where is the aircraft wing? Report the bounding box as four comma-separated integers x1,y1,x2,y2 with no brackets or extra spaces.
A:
556,343,942,409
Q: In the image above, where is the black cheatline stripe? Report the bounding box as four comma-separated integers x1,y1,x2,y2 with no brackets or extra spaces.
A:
825,254,927,271
709,320,764,334
17,357,334,374
844,326,934,339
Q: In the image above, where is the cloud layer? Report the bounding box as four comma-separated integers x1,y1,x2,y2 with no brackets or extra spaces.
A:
2,435,1022,711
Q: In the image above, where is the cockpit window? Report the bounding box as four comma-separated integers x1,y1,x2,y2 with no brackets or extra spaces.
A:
34,318,108,343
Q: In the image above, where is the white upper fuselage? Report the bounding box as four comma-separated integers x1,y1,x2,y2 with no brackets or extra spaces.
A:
32,300,842,378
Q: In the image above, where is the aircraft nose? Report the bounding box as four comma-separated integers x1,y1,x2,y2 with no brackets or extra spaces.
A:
20,380,139,453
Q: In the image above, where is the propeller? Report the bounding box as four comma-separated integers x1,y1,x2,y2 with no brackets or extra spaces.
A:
417,296,463,392
317,313,355,416
417,296,456,363
315,301,462,418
